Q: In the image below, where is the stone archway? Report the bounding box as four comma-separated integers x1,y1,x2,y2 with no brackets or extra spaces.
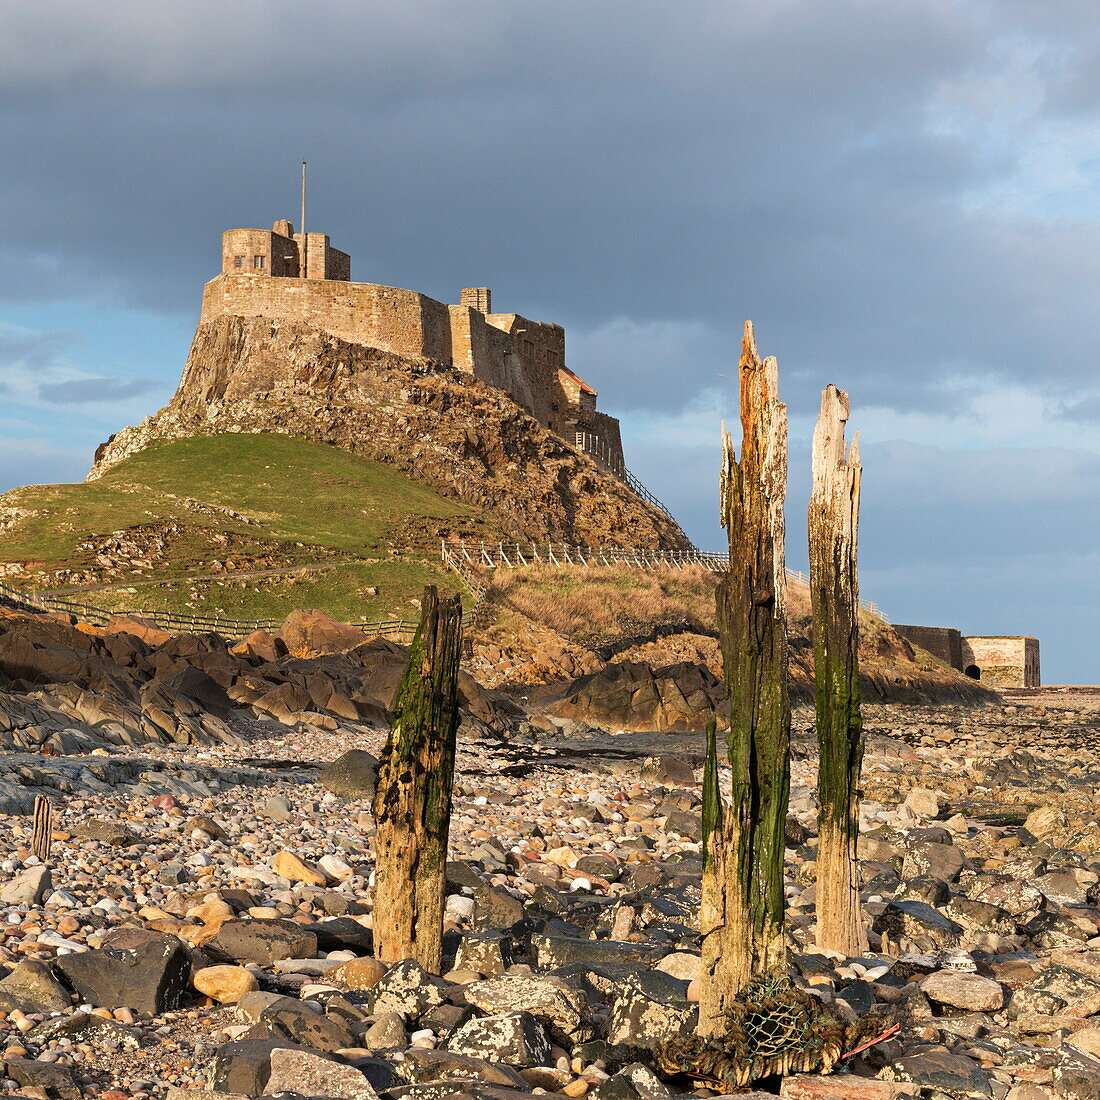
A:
964,664,981,680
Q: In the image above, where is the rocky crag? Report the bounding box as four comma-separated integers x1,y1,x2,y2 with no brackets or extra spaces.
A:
89,316,686,550
466,571,997,728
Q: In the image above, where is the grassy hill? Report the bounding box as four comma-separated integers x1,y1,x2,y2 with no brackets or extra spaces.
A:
0,434,481,623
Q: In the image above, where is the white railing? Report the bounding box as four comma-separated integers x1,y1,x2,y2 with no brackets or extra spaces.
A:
440,541,889,622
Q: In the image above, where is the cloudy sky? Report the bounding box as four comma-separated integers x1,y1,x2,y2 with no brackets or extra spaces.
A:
1,0,1099,682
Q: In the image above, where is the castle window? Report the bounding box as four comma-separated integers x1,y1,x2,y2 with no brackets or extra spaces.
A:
234,256,245,268
253,255,265,270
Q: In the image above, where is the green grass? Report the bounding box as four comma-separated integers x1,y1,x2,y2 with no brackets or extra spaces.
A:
0,434,476,622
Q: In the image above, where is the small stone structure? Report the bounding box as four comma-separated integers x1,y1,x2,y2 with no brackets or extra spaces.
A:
960,635,1040,688
894,625,1040,687
210,220,625,475
892,625,964,672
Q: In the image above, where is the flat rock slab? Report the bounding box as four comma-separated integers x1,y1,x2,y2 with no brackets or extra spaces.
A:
267,1046,378,1100
780,1076,912,1098
208,917,319,965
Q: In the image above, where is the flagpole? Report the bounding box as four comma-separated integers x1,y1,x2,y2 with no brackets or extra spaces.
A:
300,161,308,279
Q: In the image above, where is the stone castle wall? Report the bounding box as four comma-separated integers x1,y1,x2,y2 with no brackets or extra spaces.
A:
200,270,626,475
201,275,455,362
893,625,964,671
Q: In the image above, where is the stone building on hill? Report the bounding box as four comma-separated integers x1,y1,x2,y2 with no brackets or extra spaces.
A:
893,624,1040,687
210,220,626,476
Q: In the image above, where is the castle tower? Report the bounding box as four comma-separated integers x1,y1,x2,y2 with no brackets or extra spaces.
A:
461,287,492,314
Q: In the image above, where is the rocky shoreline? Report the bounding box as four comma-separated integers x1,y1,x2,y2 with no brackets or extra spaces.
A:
0,608,1095,1098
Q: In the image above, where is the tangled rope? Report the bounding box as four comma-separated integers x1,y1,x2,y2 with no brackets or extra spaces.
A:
656,975,896,1090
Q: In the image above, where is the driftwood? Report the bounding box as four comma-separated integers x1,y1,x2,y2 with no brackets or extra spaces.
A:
809,385,866,955
699,322,791,1036
372,586,463,972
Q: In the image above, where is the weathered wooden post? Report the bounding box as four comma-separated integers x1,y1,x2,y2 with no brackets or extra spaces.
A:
809,385,866,956
32,796,53,864
699,322,791,1036
372,586,463,972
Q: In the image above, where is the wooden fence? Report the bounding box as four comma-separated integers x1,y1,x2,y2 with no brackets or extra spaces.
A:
0,579,422,643
439,541,890,622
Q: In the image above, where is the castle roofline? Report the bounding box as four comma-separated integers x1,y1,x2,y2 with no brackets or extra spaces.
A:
560,365,596,396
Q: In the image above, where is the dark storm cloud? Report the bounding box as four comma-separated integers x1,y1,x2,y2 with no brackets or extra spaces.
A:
2,1,1099,680
38,377,158,404
2,0,1095,417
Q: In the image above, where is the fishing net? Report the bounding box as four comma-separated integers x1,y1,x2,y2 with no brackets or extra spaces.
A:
656,974,896,1090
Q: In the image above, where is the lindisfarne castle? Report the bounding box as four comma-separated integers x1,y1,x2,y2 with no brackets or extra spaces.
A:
209,219,626,476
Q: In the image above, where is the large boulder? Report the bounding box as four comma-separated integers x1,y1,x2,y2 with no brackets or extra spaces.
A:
267,1047,377,1100
0,960,72,1013
536,660,725,732
207,919,318,966
53,929,190,1015
463,973,591,1043
279,609,371,656
445,1011,552,1068
319,749,380,800
920,970,1005,1013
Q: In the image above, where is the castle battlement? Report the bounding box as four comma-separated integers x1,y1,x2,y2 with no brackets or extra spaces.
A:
208,221,625,476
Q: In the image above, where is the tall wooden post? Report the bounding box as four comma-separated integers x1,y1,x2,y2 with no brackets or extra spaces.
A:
372,586,463,972
699,322,791,1036
32,796,53,865
809,385,866,956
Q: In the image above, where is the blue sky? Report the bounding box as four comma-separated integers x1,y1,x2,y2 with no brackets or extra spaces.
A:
2,0,1100,682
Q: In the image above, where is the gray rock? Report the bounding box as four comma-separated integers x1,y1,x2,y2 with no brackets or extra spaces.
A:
259,997,356,1052
575,853,621,881
361,1011,406,1050
28,1011,140,1050
319,749,379,799
263,795,295,821
369,958,448,1018
1008,985,1069,1018
531,933,666,970
920,970,1005,1012
891,1048,991,1097
902,841,965,883
1034,871,1090,907
0,865,51,906
605,972,697,1049
211,1037,303,1095
71,820,142,847
53,929,190,1015
0,959,72,1013
208,919,318,966
6,1056,79,1099
445,1011,552,1068
615,1063,673,1100
969,878,1044,918
1054,1066,1100,1100
464,972,591,1043
903,788,941,819
453,932,512,977
873,899,962,951
1013,965,1100,1018
397,1047,529,1088
943,896,1015,935
472,884,524,930
267,1047,376,1100
639,755,696,787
